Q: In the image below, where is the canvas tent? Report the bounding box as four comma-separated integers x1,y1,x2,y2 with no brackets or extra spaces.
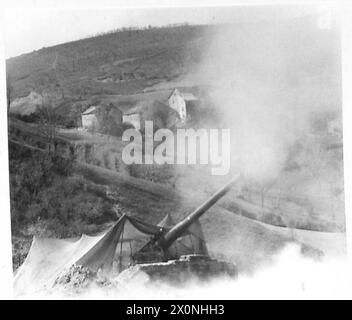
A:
14,214,207,295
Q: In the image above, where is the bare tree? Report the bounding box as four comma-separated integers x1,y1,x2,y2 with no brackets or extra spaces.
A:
37,92,58,154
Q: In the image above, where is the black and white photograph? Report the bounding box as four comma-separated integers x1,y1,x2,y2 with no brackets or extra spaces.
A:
0,0,351,301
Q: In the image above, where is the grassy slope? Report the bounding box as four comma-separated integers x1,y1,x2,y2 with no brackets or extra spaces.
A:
7,17,341,104
6,25,209,99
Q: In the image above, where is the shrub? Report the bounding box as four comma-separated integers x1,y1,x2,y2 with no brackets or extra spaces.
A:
9,144,114,237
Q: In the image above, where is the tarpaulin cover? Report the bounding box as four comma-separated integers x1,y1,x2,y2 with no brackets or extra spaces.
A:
14,214,207,295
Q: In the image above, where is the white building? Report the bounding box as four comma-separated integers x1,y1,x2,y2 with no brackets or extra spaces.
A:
81,106,98,129
122,112,142,130
122,104,145,130
167,89,198,122
9,91,43,116
120,88,199,130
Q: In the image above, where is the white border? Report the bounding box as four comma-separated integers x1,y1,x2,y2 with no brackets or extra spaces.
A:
0,0,350,299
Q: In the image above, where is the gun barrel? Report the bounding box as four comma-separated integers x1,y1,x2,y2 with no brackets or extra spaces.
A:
159,174,240,249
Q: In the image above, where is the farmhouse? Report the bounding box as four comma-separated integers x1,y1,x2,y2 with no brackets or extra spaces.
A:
122,104,144,130
167,88,198,122
119,88,199,130
122,101,168,131
81,106,98,129
10,91,43,116
81,103,123,133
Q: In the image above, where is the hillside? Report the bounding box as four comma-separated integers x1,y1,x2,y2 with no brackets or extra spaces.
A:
6,24,209,100
6,16,341,109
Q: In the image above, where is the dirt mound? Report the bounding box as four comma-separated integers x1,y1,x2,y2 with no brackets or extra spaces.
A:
53,265,113,293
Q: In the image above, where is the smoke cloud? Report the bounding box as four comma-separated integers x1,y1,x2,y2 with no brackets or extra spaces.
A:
189,9,341,183
17,244,350,299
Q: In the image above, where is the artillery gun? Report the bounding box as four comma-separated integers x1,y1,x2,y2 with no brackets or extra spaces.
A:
14,176,241,293
121,175,241,282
